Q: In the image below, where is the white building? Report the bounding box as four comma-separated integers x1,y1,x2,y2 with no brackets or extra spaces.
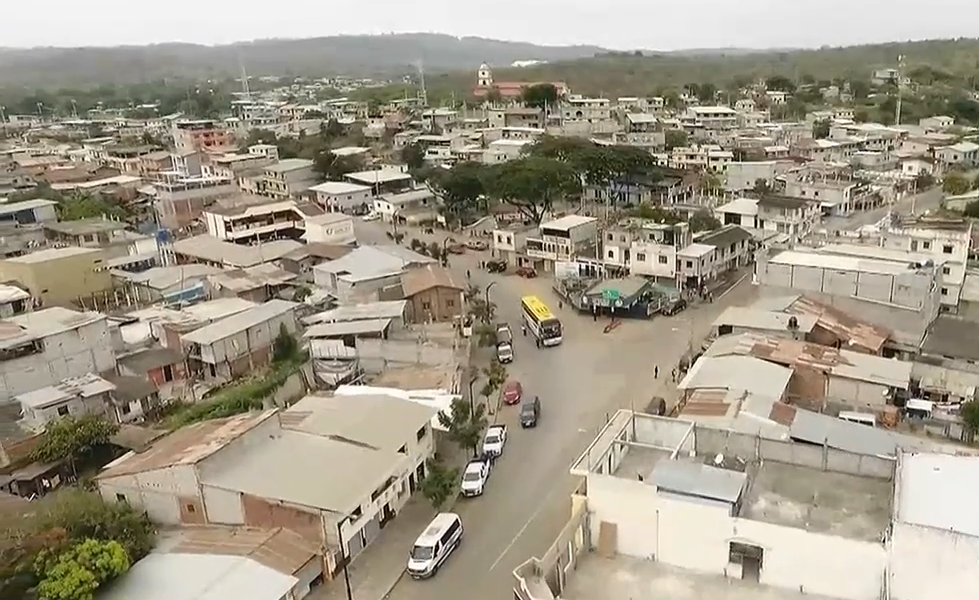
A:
302,213,356,245
526,215,599,273
602,219,692,279
935,141,979,170
262,159,318,200
684,106,738,129
715,196,820,242
308,181,373,214
0,307,115,403
203,198,324,244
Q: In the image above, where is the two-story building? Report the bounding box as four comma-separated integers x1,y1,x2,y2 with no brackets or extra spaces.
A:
935,142,979,170
616,114,666,150
782,171,879,217
491,224,537,267
372,189,436,225
0,307,116,403
172,120,234,154
684,106,738,130
602,219,692,280
0,246,111,307
715,195,820,242
203,197,324,244
152,176,239,230
525,215,599,273
263,159,318,200
308,181,374,214
302,213,356,246
16,373,117,432
181,299,299,381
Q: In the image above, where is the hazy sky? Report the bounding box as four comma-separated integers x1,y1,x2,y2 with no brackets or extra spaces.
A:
4,0,977,49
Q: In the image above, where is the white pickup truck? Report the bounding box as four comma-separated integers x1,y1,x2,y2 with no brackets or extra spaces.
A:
496,323,514,363
460,458,491,497
481,425,507,457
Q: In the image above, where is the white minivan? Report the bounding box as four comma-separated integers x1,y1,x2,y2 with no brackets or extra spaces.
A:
407,512,463,579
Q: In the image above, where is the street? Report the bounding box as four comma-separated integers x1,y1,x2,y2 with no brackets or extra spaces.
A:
821,186,942,231
352,219,757,600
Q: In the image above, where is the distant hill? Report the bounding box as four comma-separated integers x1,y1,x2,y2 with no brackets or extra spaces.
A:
0,34,609,88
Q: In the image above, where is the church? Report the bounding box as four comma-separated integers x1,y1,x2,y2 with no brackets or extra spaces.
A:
471,63,569,101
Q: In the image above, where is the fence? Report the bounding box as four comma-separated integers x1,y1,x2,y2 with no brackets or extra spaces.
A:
512,494,590,600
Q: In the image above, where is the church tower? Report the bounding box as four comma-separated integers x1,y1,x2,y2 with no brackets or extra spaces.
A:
477,63,493,88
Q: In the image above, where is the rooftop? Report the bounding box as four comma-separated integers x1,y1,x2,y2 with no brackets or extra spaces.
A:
345,168,412,185
303,318,392,338
3,245,101,264
0,307,104,349
315,245,433,282
124,264,222,291
15,373,116,410
678,243,715,258
98,552,297,600
679,355,793,401
97,411,277,480
698,225,753,249
284,393,438,451
181,299,297,346
201,429,404,515
768,249,917,276
540,214,597,231
895,452,979,538
922,315,979,362
160,526,319,577
0,198,57,217
308,180,372,195
401,264,463,297
43,218,127,236
712,306,818,334
172,235,302,268
304,300,407,325
265,158,313,173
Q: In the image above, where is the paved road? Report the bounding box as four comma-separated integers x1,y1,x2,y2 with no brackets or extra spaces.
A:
821,187,943,232
354,220,758,600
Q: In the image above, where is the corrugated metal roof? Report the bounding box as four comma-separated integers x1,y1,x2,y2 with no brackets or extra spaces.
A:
304,318,391,338
181,299,297,346
789,409,915,457
679,355,793,401
649,460,747,504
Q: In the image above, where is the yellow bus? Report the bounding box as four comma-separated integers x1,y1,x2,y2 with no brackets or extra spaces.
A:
520,295,563,347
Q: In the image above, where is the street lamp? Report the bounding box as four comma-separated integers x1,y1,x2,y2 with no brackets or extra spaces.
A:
467,376,479,457
335,519,354,600
484,282,497,324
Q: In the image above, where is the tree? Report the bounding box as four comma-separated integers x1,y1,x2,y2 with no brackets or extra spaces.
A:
689,210,721,233
273,324,299,363
438,397,488,455
943,172,971,196
426,161,487,226
914,172,935,191
963,200,979,218
419,458,459,510
752,179,772,194
482,157,580,224
32,416,118,477
813,119,831,139
664,129,688,151
632,204,681,224
485,88,503,104
312,151,364,180
765,75,796,93
479,360,508,404
962,401,979,441
400,142,426,172
35,539,130,600
521,83,558,110
320,118,345,140
57,193,128,221
696,82,717,104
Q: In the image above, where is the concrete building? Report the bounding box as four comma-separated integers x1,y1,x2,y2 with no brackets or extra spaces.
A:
308,181,373,214
526,215,599,273
172,120,234,154
16,373,116,432
715,196,820,242
684,106,738,129
170,235,303,269
602,219,691,280
616,113,665,150
882,216,971,308
0,307,116,403
697,225,754,275
722,161,778,193
512,410,917,600
0,199,58,225
400,264,464,324
98,398,439,573
263,159,318,200
203,198,324,244
313,245,434,305
302,213,356,245
0,285,31,318
152,176,239,230
935,141,979,169
782,172,879,217
181,299,299,381
372,189,437,224
0,246,111,306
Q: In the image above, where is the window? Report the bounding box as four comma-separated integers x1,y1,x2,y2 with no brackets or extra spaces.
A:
607,233,614,241
658,255,668,264
416,426,427,441
120,404,131,415
398,444,407,454
686,260,693,268
943,245,953,254
943,266,951,275
446,298,455,308
910,240,918,251
941,287,948,296
607,250,614,258
57,405,69,417
116,494,127,503
186,504,196,514
636,253,647,262
422,301,431,310
922,241,931,250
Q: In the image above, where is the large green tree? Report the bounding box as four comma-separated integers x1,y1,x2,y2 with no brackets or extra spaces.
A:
482,157,581,224
35,539,130,600
419,458,459,510
520,83,559,110
438,397,489,456
32,416,119,477
426,161,487,226
944,172,971,196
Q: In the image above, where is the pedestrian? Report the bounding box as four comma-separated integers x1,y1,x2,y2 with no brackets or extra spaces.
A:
654,365,659,379
467,269,471,280
558,300,563,310
671,368,677,382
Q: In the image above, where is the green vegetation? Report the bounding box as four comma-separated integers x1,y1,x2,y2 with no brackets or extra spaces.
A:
962,401,979,441
438,397,489,456
944,172,972,196
9,184,131,222
419,457,460,510
243,126,367,180
31,416,119,478
479,360,509,405
166,328,306,429
1,490,154,599
521,83,559,110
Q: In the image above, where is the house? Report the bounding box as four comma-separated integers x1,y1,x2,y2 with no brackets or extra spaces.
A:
203,197,324,244
0,199,58,225
781,171,879,217
616,113,665,150
918,115,954,131
0,285,31,318
170,235,303,269
721,161,779,193
16,373,116,431
684,106,737,129
181,299,299,381
400,265,464,324
602,219,692,280
308,181,373,214
525,215,599,274
0,246,111,306
118,347,187,397
0,307,116,403
172,120,234,154
262,159,318,200
697,225,754,273
490,224,537,268
313,245,435,305
42,218,140,250
372,189,437,225
676,243,716,291
115,264,221,305
206,264,298,303
118,298,258,352
279,243,355,282
935,141,979,170
302,213,356,245
715,196,820,242
343,169,413,195
97,398,439,572
152,176,239,230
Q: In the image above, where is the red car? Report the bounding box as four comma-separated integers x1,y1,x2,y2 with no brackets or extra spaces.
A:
502,380,523,405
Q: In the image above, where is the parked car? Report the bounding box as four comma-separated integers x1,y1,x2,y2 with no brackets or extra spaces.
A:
515,266,537,278
361,211,380,221
520,396,541,428
460,458,491,497
662,297,687,316
502,380,523,405
486,259,507,273
481,425,507,457
466,240,488,251
495,323,514,363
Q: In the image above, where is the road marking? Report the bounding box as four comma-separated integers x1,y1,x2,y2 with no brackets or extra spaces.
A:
718,272,748,300
489,489,552,572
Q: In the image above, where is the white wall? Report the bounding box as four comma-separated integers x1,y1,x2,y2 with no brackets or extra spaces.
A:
202,485,245,524
98,463,200,524
889,523,979,600
586,471,886,600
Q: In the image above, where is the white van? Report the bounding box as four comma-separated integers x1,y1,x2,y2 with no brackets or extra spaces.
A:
407,512,463,579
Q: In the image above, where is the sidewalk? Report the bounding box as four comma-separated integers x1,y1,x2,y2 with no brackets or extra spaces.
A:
313,498,435,600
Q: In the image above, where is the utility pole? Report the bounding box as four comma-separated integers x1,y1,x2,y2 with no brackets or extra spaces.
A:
416,60,428,107
895,55,906,126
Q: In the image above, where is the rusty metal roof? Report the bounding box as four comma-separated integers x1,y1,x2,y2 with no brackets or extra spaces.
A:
166,526,319,576
788,296,889,354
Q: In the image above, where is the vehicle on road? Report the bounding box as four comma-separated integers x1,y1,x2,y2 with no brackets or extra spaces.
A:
661,297,687,316
515,266,538,278
495,323,514,363
361,211,380,221
502,380,523,405
460,458,491,497
482,425,507,456
520,396,541,428
520,295,563,347
466,239,488,251
407,513,464,579
486,259,507,273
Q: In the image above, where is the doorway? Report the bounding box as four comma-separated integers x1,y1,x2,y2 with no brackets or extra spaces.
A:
729,541,764,582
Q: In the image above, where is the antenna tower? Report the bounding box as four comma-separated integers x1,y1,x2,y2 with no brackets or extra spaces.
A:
416,60,429,107
895,55,905,126
239,56,252,102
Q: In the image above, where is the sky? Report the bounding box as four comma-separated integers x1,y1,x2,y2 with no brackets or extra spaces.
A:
4,0,977,50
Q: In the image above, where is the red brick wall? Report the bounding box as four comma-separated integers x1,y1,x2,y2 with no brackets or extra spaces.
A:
241,494,324,546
